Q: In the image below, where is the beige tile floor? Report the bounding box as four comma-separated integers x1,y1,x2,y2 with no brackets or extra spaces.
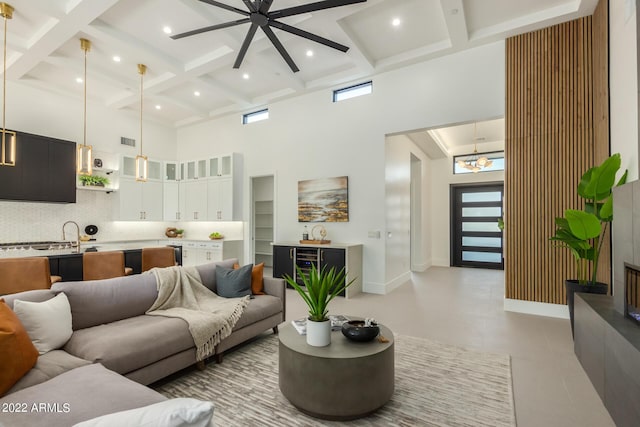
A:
280,266,615,427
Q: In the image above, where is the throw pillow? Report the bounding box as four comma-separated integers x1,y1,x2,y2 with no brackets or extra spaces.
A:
12,292,73,355
0,299,39,396
73,397,215,427
233,262,265,295
215,264,252,298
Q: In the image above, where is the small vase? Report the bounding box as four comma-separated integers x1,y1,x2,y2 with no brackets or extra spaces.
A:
306,318,331,347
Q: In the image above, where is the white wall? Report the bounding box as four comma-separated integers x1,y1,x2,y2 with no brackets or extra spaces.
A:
610,0,639,180
0,81,179,242
430,157,505,267
177,42,505,293
384,134,433,292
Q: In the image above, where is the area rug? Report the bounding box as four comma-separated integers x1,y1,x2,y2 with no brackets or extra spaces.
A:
154,334,516,426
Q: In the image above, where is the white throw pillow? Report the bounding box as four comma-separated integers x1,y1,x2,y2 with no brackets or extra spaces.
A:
72,398,215,427
12,292,73,355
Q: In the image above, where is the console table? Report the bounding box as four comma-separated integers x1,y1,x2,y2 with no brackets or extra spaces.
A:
272,242,362,298
278,322,394,420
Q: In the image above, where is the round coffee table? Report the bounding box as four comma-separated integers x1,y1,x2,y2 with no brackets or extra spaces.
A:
278,321,394,420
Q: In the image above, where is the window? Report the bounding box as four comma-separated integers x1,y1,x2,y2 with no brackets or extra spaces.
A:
333,81,372,102
453,151,505,174
242,109,269,124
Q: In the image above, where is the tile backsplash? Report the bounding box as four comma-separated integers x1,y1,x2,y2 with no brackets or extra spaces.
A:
0,190,244,243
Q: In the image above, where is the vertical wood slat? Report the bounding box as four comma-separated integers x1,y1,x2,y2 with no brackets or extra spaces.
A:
505,13,610,305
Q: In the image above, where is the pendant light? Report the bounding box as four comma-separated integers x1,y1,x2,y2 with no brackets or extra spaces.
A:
77,38,92,175
0,2,15,167
456,123,493,173
135,64,148,182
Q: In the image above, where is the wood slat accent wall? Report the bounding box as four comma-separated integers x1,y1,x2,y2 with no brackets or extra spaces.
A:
505,12,610,304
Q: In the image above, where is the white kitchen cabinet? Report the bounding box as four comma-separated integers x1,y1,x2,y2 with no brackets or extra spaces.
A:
208,154,233,178
184,180,208,221
164,161,184,181
185,159,207,180
163,181,185,221
115,178,163,221
121,156,162,180
180,240,242,267
207,178,233,221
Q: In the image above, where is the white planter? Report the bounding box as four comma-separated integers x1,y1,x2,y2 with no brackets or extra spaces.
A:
306,318,331,347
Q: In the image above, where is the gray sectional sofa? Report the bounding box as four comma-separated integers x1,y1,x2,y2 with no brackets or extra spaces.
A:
0,259,286,426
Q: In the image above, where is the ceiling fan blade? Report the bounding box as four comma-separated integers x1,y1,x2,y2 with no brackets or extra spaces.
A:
258,0,274,14
198,0,250,16
171,18,250,40
269,20,349,52
269,0,366,20
261,25,299,72
242,0,257,12
234,23,259,69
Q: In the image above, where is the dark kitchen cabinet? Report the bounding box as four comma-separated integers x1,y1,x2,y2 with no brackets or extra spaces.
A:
273,245,294,281
272,243,363,298
0,131,76,203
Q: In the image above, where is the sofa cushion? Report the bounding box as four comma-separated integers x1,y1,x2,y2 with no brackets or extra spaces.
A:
195,258,237,294
0,300,39,396
52,274,159,330
234,262,265,295
232,294,283,331
215,264,252,298
1,289,56,309
73,398,214,427
13,293,73,354
64,315,194,375
7,350,91,395
0,363,167,427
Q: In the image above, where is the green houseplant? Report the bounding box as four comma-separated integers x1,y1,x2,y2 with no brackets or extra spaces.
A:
79,175,109,187
284,263,355,347
550,153,627,335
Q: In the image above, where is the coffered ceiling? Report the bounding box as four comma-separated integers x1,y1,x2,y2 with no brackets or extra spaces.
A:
9,0,597,127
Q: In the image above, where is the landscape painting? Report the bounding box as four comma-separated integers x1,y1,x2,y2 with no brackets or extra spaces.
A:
298,176,349,222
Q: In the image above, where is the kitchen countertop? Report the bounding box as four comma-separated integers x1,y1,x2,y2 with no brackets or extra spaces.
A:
272,241,362,249
0,238,243,259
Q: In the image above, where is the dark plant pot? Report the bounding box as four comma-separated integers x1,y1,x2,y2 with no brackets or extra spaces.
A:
565,279,608,338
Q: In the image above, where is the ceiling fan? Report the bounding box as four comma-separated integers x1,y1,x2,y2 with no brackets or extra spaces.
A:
172,0,367,72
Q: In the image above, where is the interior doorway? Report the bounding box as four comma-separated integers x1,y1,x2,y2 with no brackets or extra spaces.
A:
450,183,504,270
251,175,274,268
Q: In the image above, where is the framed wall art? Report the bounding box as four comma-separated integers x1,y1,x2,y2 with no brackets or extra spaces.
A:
298,176,349,222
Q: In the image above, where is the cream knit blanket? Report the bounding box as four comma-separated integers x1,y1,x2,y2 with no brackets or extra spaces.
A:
146,266,250,361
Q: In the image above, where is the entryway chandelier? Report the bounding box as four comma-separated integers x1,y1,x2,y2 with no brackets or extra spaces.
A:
456,123,493,173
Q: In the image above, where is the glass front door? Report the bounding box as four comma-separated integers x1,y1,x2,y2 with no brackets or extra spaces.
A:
450,183,504,270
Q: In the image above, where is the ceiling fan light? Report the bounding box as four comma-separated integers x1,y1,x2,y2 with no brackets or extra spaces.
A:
477,156,489,166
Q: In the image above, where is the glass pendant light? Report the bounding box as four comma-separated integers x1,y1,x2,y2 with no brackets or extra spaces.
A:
76,38,92,175
135,64,148,182
0,2,15,167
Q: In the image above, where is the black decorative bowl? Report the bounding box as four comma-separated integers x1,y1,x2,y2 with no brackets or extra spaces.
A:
341,320,380,342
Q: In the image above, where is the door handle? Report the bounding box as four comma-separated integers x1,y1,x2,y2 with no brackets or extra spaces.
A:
289,248,293,259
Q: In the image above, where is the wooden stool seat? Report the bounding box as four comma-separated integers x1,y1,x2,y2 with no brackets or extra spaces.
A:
0,257,55,295
141,247,177,272
83,251,132,281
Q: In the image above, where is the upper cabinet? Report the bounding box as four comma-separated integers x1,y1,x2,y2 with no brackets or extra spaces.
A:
0,131,76,203
120,156,162,181
185,159,207,180
208,154,233,178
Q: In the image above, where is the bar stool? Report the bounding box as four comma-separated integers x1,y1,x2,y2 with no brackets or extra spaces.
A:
141,247,177,272
83,251,133,281
0,257,56,295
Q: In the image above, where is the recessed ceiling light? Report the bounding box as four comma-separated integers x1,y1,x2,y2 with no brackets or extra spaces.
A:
451,8,459,15
112,55,121,62
194,91,200,97
392,18,401,27
76,77,83,84
306,50,314,57
155,105,162,110
163,26,172,34
242,73,250,80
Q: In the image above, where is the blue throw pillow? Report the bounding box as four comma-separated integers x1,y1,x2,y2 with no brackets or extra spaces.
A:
215,264,252,298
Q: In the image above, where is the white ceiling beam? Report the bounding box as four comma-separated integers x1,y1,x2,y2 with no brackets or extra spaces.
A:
440,0,469,48
8,0,120,80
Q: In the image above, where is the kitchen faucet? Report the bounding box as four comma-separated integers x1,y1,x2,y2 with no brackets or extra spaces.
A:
62,221,81,253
